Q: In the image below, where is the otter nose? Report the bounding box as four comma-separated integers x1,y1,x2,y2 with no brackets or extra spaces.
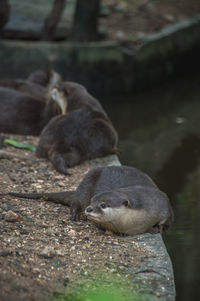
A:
86,206,93,213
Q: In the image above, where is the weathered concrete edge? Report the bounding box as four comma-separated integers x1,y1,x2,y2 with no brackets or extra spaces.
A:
100,155,176,301
134,15,200,90
0,16,200,96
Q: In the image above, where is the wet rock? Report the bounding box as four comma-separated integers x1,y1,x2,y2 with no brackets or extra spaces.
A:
4,210,21,222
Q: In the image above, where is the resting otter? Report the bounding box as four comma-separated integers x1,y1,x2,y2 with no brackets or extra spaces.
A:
10,165,173,235
52,81,106,113
36,107,118,174
0,69,61,100
0,70,65,135
36,82,118,174
27,69,55,87
0,79,46,100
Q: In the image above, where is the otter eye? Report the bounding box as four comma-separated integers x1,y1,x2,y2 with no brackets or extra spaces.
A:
100,203,107,209
123,200,130,207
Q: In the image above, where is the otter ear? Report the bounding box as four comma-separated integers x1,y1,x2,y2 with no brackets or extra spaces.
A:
123,200,130,207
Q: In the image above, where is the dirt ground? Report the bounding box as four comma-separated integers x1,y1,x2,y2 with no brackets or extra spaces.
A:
0,135,149,301
101,0,200,40
5,0,200,41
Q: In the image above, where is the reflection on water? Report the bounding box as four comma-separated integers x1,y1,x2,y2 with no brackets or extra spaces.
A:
155,133,200,199
102,74,200,301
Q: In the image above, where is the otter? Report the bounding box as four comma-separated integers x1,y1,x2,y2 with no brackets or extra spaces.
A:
36,107,118,174
9,165,173,235
52,81,106,113
0,79,46,100
0,69,61,100
36,82,118,174
27,69,56,87
0,70,65,135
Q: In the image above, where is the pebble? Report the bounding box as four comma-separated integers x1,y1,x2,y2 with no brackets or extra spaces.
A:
63,276,69,287
105,230,114,236
68,229,76,236
0,250,13,257
40,246,56,259
164,14,176,22
56,250,64,256
54,175,65,180
115,30,125,40
5,210,21,222
57,181,67,187
37,179,44,183
32,184,42,189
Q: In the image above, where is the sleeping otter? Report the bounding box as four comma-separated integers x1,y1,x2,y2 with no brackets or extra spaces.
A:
36,82,118,174
0,70,65,135
27,69,56,87
0,79,46,100
10,165,173,235
0,69,61,99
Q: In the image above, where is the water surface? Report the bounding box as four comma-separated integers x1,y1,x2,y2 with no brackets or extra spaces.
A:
102,74,200,301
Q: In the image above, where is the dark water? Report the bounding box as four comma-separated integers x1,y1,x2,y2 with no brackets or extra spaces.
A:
102,74,200,301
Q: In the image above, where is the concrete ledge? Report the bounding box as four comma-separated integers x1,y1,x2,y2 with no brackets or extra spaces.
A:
0,16,200,96
0,142,175,300
61,233,176,301
84,155,176,301
134,16,200,90
56,155,175,301
127,233,175,301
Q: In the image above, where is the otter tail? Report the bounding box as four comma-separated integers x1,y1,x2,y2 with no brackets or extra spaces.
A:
9,191,75,207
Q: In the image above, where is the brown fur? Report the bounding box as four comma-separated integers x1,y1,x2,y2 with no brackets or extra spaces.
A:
27,70,53,87
36,81,118,174
0,79,46,99
0,87,57,135
10,165,173,235
0,70,63,135
59,81,105,113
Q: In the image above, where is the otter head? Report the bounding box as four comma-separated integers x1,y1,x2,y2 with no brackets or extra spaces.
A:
49,83,68,115
45,70,67,114
85,190,133,233
85,189,156,235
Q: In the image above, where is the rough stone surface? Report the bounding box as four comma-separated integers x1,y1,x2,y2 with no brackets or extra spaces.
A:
134,16,200,90
127,233,176,301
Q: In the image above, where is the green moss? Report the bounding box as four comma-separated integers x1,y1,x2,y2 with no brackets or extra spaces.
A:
52,270,156,301
78,46,123,63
